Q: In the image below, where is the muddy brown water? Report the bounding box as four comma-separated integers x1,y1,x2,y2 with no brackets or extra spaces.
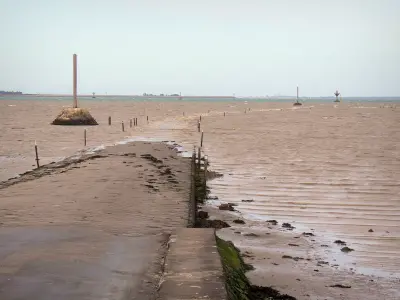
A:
1,99,399,282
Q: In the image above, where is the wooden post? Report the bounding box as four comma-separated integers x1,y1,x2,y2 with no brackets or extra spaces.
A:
191,147,196,226
200,131,204,147
147,116,149,124
34,141,40,168
245,109,247,114
136,118,138,126
224,112,226,117
130,119,132,128
108,116,111,125
203,155,208,196
73,54,78,108
197,121,201,132
200,115,202,122
122,121,125,132
197,147,201,170
84,129,87,146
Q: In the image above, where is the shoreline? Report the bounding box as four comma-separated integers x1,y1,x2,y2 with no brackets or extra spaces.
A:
200,174,400,300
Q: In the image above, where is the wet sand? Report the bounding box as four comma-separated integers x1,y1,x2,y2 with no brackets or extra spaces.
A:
1,98,399,299
0,142,190,299
202,206,399,300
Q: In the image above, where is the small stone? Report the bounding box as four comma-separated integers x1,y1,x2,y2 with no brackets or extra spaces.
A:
197,211,209,219
282,222,295,229
334,240,346,245
288,243,299,247
233,219,245,224
302,232,315,237
243,233,259,237
218,203,235,211
241,199,254,203
341,246,354,253
329,284,351,289
368,229,374,232
266,220,278,225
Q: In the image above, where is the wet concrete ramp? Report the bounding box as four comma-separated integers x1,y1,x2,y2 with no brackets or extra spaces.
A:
0,226,167,300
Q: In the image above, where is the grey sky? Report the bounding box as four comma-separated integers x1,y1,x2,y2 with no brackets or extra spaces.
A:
1,0,399,96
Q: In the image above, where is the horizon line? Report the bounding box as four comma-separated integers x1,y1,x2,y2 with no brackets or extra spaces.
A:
8,93,400,98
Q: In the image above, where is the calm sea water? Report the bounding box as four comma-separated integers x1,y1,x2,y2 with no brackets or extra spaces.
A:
1,95,400,103
1,96,399,282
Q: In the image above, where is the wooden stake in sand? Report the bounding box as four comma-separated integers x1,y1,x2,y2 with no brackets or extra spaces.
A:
224,112,226,117
136,118,138,126
122,121,125,132
200,115,202,122
197,121,201,132
147,116,149,124
108,116,111,125
203,155,208,194
84,129,87,146
200,131,204,147
197,147,201,170
34,141,40,168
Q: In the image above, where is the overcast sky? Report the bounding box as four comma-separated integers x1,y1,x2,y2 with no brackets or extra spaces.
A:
1,0,399,96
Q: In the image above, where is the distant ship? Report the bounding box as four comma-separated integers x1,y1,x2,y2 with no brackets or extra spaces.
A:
92,92,96,99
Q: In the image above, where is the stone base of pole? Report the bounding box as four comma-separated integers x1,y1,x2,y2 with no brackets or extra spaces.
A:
51,108,98,125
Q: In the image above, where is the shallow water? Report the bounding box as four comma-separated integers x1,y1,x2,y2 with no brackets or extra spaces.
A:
1,98,399,280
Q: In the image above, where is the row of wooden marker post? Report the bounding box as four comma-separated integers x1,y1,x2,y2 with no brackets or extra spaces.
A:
34,108,250,169
34,115,152,168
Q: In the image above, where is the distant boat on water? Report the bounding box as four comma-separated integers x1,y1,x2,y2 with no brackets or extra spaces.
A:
92,92,96,99
334,90,340,102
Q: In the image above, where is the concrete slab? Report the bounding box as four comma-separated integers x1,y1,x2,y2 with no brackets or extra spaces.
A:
158,228,227,300
0,226,168,300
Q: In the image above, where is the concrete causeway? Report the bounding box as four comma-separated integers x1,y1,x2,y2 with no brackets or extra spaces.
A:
0,142,227,299
158,228,227,300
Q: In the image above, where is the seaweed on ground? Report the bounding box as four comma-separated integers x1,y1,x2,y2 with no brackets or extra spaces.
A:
216,237,297,300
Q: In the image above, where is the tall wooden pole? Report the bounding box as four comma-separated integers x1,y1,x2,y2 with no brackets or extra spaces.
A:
73,54,78,108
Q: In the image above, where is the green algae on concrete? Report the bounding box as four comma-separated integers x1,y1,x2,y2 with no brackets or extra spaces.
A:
216,236,251,300
216,236,297,300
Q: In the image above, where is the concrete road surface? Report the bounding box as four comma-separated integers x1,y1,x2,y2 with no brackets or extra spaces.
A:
0,226,168,300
